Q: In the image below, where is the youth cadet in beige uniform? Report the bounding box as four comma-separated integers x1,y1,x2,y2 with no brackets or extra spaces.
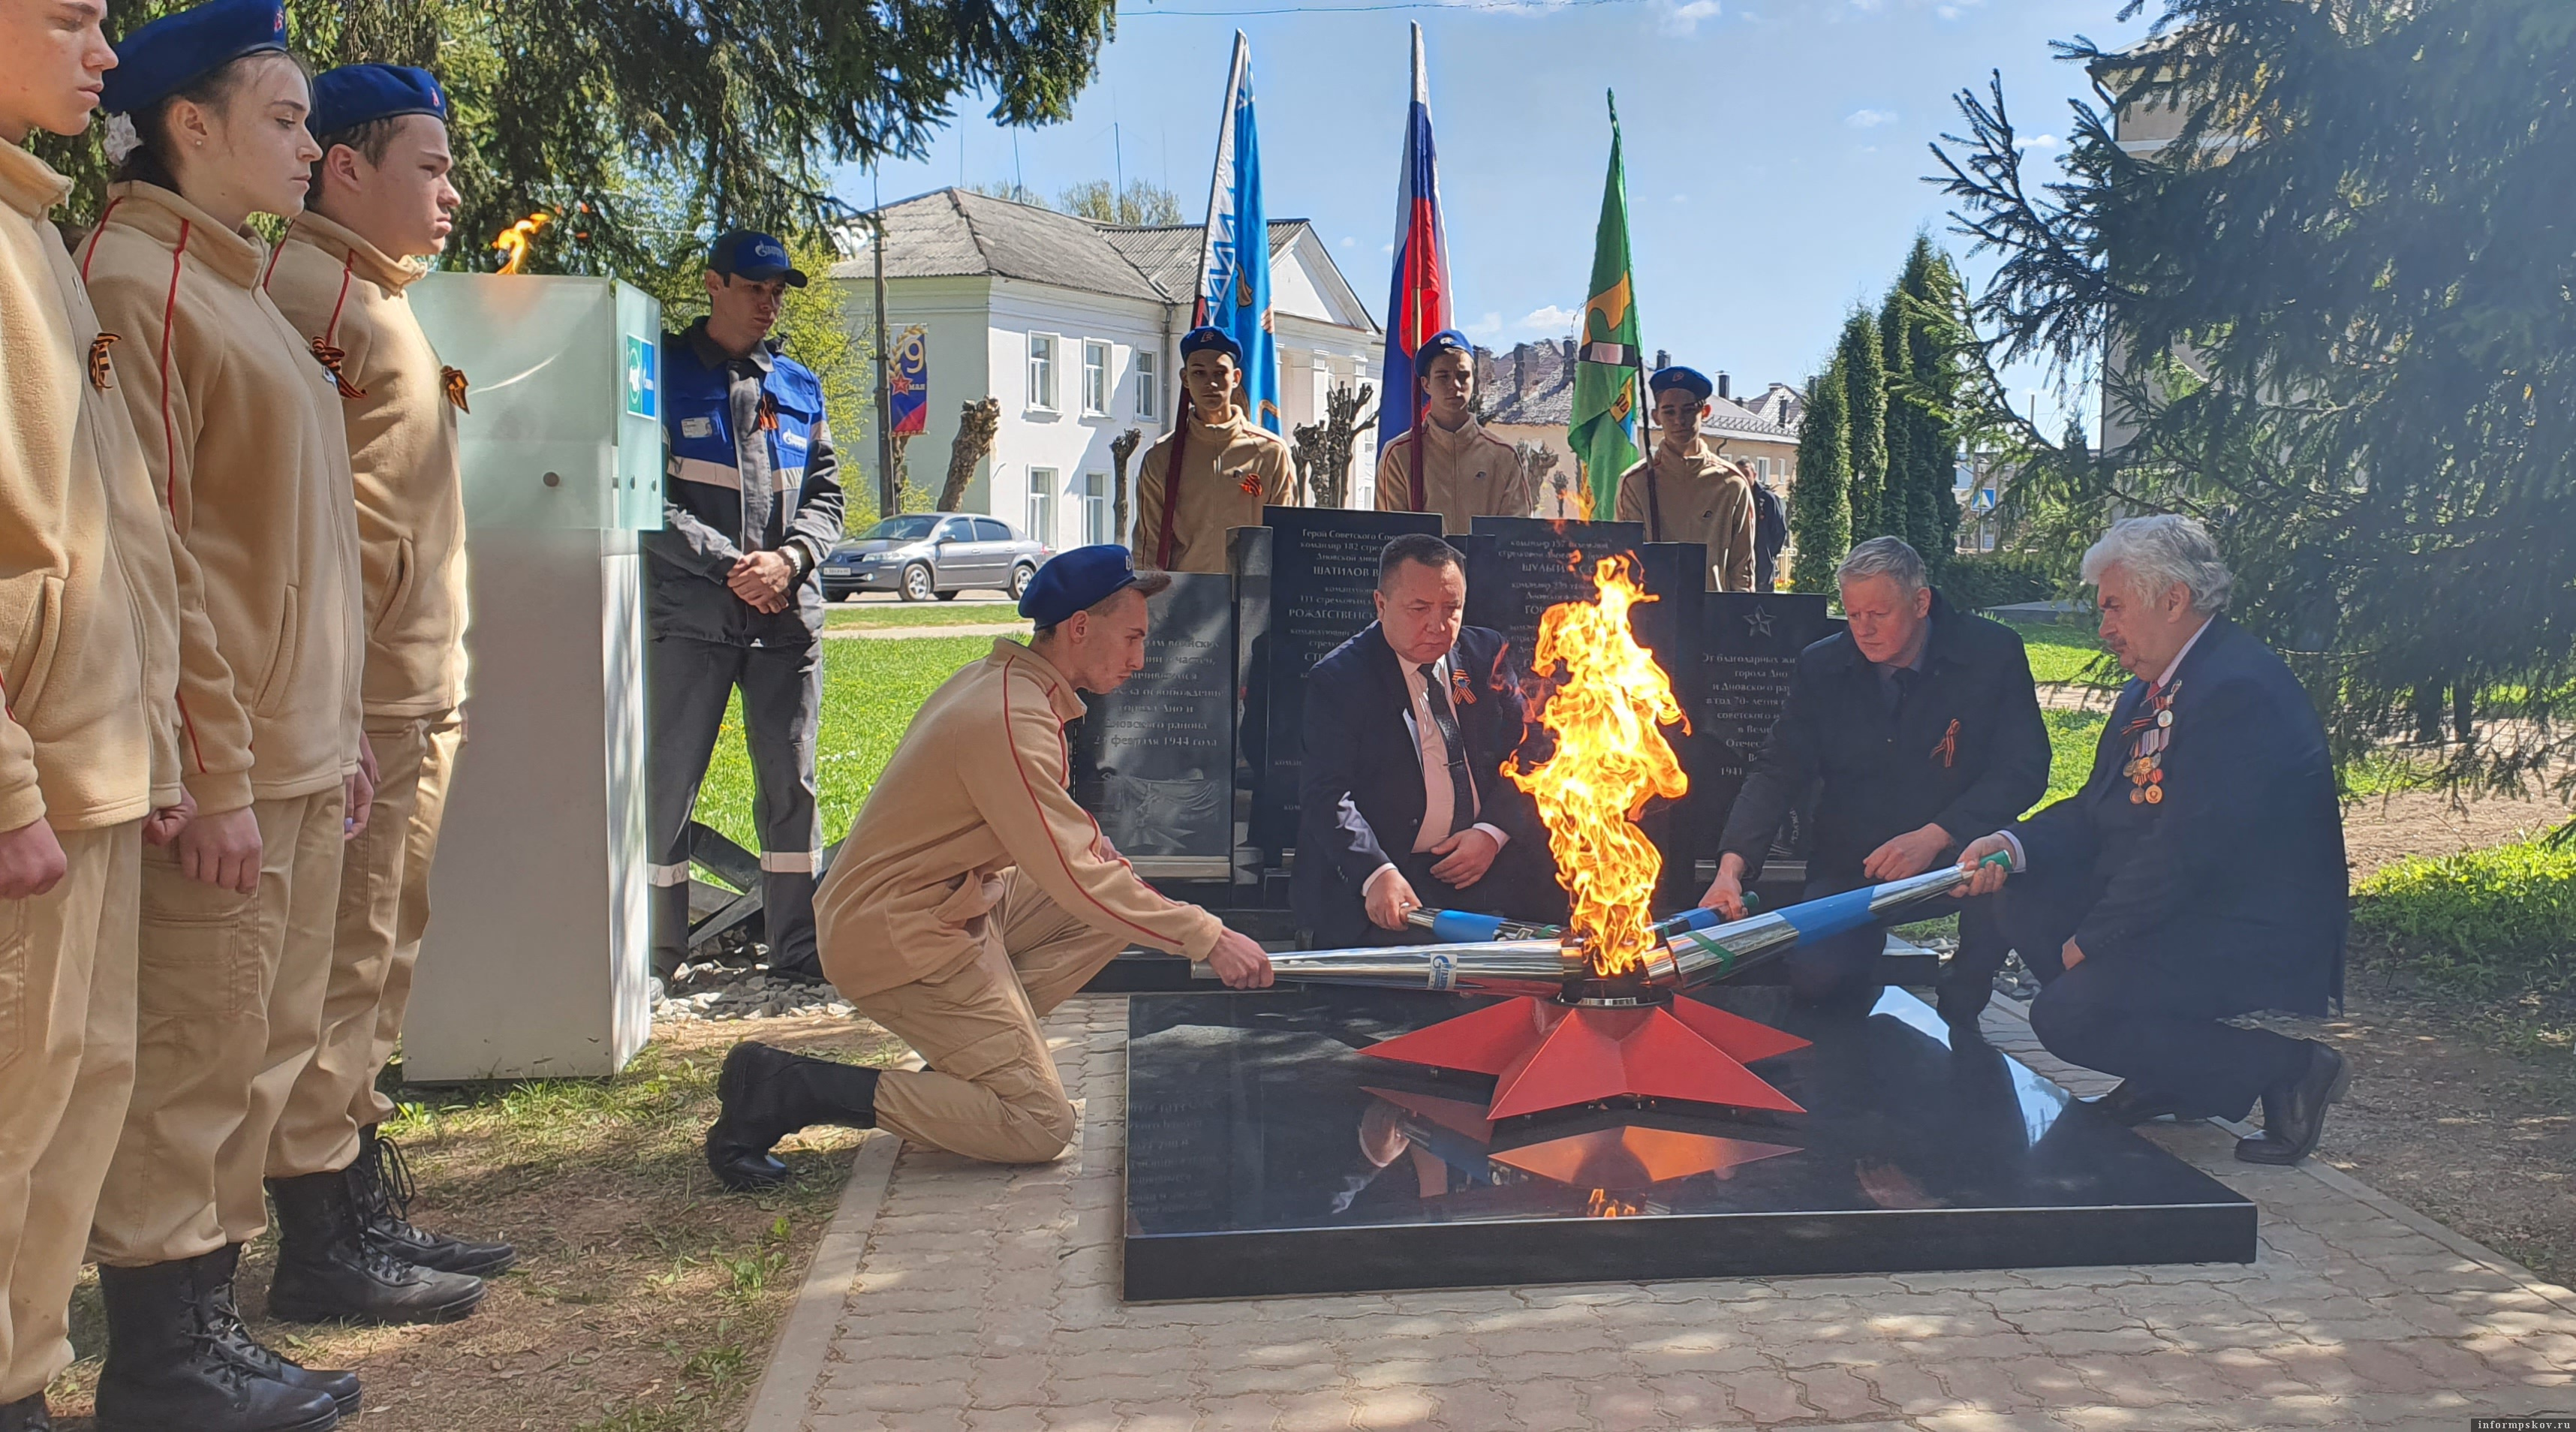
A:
1373,327,1535,533
1127,326,1296,575
0,5,208,1426
82,2,464,1425
1614,365,1756,591
263,62,515,1312
703,546,1275,1185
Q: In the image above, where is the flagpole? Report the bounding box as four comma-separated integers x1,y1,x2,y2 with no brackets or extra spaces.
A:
1193,32,1248,332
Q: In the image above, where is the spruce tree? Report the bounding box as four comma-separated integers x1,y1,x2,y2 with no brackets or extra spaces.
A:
38,0,1121,269
1790,358,1852,594
1836,310,1888,541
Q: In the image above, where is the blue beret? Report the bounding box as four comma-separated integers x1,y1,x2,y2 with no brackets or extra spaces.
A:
1019,545,1145,629
1650,366,1714,403
1413,328,1473,378
103,0,290,117
709,230,808,288
1178,326,1240,363
309,65,447,138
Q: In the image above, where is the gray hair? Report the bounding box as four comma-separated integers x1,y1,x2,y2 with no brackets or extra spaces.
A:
1836,536,1927,596
2080,515,2234,612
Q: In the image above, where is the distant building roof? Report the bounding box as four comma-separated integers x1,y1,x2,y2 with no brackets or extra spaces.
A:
829,187,1323,314
1473,339,1801,443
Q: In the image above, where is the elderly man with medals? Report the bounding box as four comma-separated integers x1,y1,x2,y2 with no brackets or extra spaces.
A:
1958,516,2351,1166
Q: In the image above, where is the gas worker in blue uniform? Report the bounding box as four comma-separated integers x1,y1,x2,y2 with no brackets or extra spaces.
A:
647,231,844,981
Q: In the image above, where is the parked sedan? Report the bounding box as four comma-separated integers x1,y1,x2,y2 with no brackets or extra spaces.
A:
820,514,1055,602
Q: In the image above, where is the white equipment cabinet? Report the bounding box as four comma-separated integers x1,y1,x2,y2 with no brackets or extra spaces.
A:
402,274,663,1080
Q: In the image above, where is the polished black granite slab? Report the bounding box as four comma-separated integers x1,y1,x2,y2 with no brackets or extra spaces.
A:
1122,985,2256,1301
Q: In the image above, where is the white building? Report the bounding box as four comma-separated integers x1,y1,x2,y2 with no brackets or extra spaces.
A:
830,188,1385,550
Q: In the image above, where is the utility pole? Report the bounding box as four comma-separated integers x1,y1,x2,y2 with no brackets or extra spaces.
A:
858,211,895,519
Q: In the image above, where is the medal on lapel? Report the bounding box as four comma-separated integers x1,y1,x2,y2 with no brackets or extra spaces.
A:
2121,680,2180,805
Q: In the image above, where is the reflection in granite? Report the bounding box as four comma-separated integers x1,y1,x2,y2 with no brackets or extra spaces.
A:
1122,985,2256,1300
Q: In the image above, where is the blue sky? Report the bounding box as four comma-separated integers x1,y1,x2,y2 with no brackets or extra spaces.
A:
831,0,2145,435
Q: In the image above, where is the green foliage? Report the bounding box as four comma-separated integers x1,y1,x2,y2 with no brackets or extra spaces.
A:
693,636,991,850
1058,179,1185,226
1837,309,1888,540
2355,838,2576,996
1789,358,1852,593
38,0,1117,272
1941,552,2063,613
1885,236,1972,575
1932,0,2576,796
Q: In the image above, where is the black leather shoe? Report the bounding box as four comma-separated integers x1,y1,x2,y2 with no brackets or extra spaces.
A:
2087,1080,2199,1127
706,1041,880,1192
2237,1042,2351,1166
0,1391,53,1430
350,1127,517,1277
266,1170,485,1325
95,1256,342,1432
198,1244,362,1418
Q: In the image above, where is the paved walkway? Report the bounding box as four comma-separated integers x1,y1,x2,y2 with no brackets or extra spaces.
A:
748,995,2576,1432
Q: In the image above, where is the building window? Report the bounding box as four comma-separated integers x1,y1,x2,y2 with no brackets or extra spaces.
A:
1135,348,1160,421
1028,334,1058,412
1084,471,1112,545
1026,467,1058,546
1082,340,1109,417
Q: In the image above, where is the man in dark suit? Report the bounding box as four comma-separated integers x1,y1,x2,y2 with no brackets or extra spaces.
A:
1703,537,2051,1021
1960,516,2349,1165
1293,534,1566,949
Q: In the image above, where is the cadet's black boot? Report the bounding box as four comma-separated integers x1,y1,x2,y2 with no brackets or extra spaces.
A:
197,1244,362,1418
706,1041,880,1192
0,1391,52,1430
95,1256,340,1432
266,1169,485,1324
350,1126,517,1277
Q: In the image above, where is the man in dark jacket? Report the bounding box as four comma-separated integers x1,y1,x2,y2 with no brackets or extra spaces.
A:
646,231,845,979
1292,534,1566,949
1705,537,2050,1020
1960,516,2348,1165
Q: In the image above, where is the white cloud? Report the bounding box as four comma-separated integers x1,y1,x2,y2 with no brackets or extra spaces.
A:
1339,236,1356,248
2024,133,2061,150
1661,0,1723,33
1461,311,1506,340
1845,108,1898,129
1518,305,1580,334
1381,242,1395,255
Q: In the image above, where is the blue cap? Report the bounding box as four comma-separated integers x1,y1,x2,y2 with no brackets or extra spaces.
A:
1019,545,1144,629
1650,366,1714,403
1178,326,1240,363
1413,328,1473,379
103,0,290,117
709,230,808,288
309,65,447,139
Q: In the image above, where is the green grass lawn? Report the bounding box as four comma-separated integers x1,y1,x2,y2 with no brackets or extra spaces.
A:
2001,615,2125,689
691,636,991,852
2039,708,2108,811
820,603,1031,630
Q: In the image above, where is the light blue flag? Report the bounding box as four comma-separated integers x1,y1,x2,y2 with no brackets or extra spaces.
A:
1193,32,1280,432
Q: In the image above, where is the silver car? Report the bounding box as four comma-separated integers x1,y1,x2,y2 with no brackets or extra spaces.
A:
820,513,1055,603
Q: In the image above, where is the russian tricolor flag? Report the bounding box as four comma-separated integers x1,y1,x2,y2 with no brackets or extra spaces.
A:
1377,23,1452,464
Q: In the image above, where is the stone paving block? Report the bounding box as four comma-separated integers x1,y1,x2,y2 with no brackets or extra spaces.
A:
1587,1382,1666,1432
1789,1364,1888,1421
1724,1366,1816,1423
1425,1379,1521,1432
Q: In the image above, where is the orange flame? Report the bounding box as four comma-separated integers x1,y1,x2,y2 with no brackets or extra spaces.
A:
1584,1189,1644,1219
492,212,552,274
1505,555,1689,976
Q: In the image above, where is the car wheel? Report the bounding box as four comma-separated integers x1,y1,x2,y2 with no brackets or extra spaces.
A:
935,589,961,601
899,563,933,602
1009,564,1036,600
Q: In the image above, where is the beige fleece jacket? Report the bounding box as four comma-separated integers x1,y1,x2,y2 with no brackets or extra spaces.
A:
264,210,468,717
1128,408,1297,574
814,639,1223,1000
83,182,365,804
1615,441,1758,591
0,145,217,831
1372,414,1536,534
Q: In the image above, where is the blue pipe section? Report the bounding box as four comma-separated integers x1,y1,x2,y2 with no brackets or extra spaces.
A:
1774,885,1882,943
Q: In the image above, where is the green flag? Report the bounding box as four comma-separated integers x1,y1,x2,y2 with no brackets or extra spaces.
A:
1569,90,1642,519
